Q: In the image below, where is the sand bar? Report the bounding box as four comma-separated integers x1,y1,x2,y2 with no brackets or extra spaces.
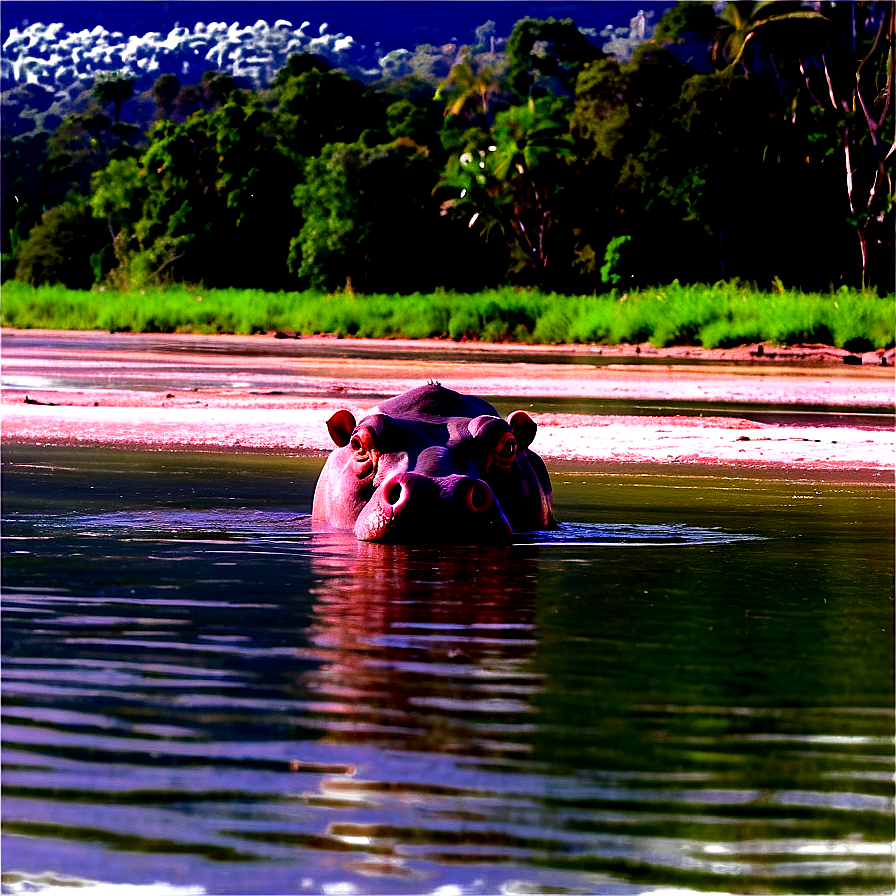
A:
2,330,893,473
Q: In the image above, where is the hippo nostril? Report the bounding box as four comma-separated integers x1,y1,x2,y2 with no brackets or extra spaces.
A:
382,478,405,507
465,480,495,514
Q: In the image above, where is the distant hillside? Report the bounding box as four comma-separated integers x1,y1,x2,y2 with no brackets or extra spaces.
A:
0,3,654,136
1,4,657,91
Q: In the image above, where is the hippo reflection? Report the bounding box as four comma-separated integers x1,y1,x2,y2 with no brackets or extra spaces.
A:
299,538,542,769
312,383,555,543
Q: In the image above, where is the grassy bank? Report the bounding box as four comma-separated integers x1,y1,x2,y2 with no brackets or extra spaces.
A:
2,282,893,350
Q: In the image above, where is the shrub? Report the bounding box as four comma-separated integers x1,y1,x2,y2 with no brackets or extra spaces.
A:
15,200,108,290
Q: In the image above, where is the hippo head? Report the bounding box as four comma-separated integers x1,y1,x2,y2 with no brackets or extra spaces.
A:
312,383,556,544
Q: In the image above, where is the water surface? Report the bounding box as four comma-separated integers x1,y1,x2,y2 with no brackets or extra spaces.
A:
2,446,893,894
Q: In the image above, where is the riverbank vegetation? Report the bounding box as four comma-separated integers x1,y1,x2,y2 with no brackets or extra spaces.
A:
3,281,892,350
2,3,893,302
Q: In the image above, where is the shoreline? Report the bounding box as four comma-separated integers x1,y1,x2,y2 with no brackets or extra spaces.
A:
2,330,893,476
4,326,895,366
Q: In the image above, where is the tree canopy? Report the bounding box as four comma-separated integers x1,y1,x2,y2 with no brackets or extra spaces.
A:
4,2,893,294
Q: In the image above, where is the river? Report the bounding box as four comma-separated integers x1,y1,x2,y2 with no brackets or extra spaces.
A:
2,441,893,895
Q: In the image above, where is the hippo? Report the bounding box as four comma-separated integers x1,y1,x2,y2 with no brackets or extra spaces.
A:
312,383,556,543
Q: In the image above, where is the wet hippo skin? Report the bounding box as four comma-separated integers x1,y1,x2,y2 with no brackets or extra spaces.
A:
312,383,556,543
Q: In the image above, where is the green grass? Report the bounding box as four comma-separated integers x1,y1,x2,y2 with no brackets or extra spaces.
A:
1,281,893,350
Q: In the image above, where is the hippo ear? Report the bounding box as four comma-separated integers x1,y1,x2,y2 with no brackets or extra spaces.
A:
467,414,507,441
326,410,356,447
508,411,537,450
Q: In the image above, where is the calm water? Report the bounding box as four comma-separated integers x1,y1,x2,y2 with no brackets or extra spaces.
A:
2,445,893,895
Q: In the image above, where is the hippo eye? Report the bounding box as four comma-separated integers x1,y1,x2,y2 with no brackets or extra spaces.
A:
486,433,517,476
498,436,517,459
349,429,377,480
350,429,376,456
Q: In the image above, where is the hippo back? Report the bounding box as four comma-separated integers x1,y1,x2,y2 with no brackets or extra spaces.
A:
375,385,499,423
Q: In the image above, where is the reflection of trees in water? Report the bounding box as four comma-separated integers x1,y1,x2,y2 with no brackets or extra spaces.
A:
273,515,893,889
303,535,543,757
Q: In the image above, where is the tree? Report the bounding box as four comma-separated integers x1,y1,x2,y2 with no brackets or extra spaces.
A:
199,70,238,108
473,20,498,54
698,0,893,288
436,54,504,120
437,96,575,286
15,197,108,288
290,138,444,293
92,73,136,124
272,63,381,165
103,92,302,289
91,155,144,237
572,58,636,163
504,17,604,98
272,52,334,87
651,1,722,75
570,46,692,288
1,130,51,260
798,1,894,289
653,0,722,47
150,74,181,120
42,74,142,203
386,99,440,149
42,110,138,198
711,1,827,72
0,83,57,139
89,155,146,284
563,1,893,291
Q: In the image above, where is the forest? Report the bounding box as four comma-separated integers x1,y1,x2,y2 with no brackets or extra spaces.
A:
2,1,894,299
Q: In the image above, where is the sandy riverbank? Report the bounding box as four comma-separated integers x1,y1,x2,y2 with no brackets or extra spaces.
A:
1,331,893,473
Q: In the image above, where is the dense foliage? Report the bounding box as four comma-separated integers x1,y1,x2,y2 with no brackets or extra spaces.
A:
3,2,894,299
3,281,892,351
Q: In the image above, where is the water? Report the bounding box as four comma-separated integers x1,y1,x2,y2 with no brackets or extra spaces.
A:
2,445,893,895
0,331,738,366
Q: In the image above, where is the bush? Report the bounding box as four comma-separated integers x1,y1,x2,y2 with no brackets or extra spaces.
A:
15,200,108,290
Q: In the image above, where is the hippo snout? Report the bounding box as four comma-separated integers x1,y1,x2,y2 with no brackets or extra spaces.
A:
379,472,431,516
353,472,512,544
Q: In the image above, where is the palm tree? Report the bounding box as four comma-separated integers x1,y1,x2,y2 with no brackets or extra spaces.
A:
438,97,574,285
436,53,503,119
489,99,575,283
712,1,826,72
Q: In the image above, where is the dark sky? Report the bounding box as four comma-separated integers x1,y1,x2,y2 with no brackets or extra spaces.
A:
2,2,668,51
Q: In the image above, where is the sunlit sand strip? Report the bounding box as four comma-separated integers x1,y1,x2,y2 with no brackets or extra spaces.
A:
2,401,892,471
